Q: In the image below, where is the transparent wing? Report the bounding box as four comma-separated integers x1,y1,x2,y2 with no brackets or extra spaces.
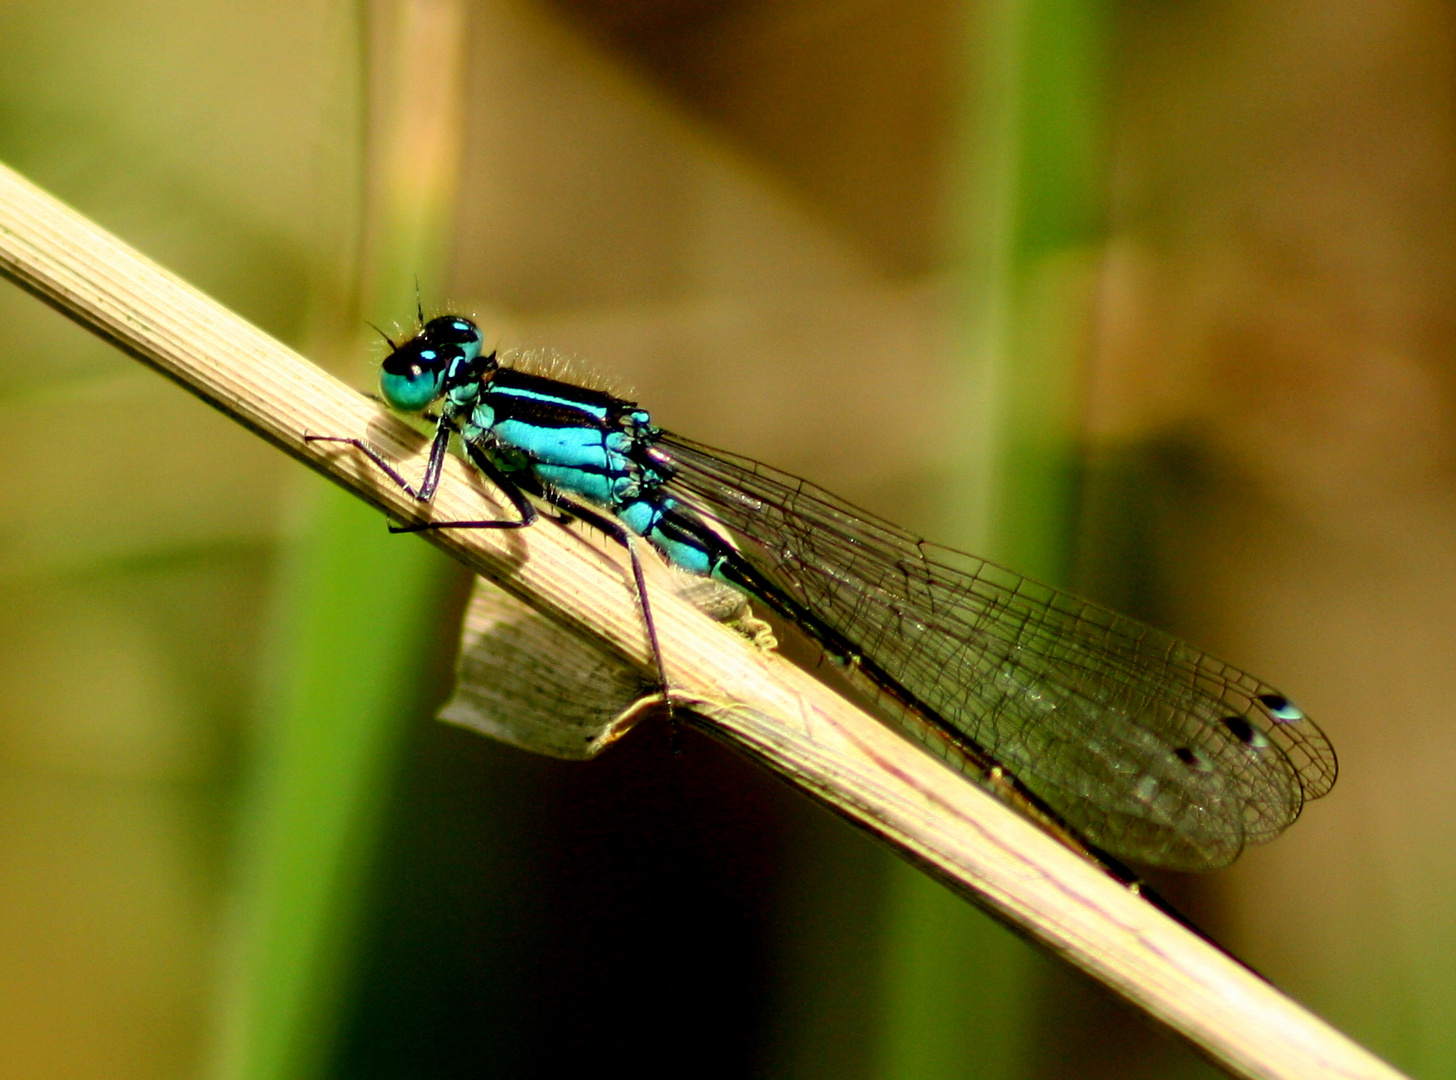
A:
655,432,1337,870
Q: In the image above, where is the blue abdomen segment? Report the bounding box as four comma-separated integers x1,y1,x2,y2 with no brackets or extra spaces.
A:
618,497,715,577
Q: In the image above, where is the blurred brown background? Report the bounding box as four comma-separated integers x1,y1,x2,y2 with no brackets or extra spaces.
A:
0,1,1451,1078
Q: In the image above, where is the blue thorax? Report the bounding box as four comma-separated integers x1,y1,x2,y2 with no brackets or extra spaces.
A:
380,316,719,578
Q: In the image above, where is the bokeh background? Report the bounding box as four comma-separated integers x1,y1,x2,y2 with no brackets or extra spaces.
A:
0,0,1450,1077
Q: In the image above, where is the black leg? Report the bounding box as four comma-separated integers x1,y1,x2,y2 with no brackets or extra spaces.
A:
541,490,674,722
305,414,456,502
416,414,456,501
386,514,534,534
464,442,541,523
625,532,678,733
309,418,538,532
386,443,540,533
541,491,630,545
311,416,674,718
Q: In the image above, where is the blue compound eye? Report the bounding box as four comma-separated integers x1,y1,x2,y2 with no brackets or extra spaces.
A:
380,365,442,411
423,315,482,362
380,343,446,411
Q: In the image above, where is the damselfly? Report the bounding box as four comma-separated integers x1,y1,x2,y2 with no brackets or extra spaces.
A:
308,314,1337,871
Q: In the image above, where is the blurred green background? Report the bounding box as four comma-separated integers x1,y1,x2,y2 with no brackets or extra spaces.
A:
0,1,1448,1078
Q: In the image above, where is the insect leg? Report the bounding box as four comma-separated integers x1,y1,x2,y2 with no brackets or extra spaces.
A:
542,490,674,722
386,440,539,532
305,413,456,502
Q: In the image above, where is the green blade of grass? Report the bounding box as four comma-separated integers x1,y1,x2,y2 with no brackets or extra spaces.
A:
211,491,455,1080
207,3,469,1077
877,2,1110,1077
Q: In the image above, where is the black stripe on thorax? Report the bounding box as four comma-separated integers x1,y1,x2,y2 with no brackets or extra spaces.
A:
488,393,609,431
487,369,631,430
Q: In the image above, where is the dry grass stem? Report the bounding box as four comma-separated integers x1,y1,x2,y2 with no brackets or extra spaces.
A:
0,159,1404,1080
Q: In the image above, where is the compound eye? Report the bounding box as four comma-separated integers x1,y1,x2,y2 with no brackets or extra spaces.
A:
423,315,482,361
379,343,445,411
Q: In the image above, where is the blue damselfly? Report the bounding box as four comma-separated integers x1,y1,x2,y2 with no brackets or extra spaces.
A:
308,315,1336,872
